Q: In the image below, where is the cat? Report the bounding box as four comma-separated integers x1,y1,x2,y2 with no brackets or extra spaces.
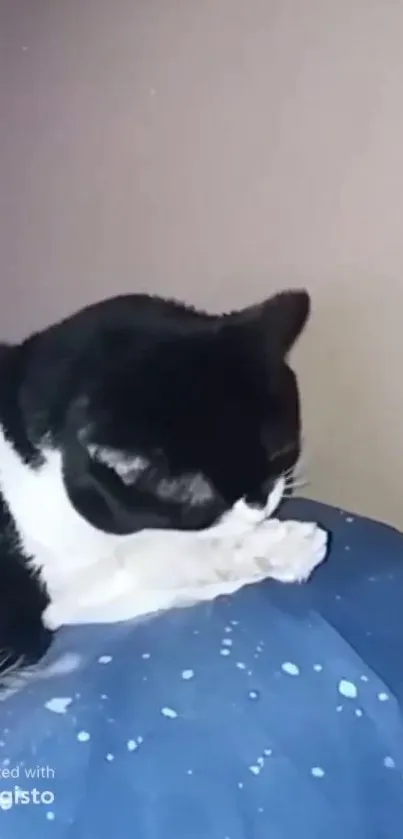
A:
0,290,327,682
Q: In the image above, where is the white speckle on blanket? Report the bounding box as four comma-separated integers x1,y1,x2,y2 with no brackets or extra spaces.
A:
378,692,389,702
106,754,114,762
313,664,323,672
181,669,194,680
142,653,151,660
224,626,233,633
236,662,246,670
187,769,193,775
44,697,72,714
263,749,272,756
46,812,55,821
98,655,112,664
77,731,90,742
336,705,343,712
338,679,357,699
311,766,325,778
281,662,300,676
161,707,178,718
249,765,260,775
237,781,244,789
248,690,259,700
137,736,143,744
383,756,395,769
220,648,230,657
360,675,369,683
257,757,264,767
230,620,239,627
355,708,363,717
222,638,233,647
127,740,138,751
346,517,354,523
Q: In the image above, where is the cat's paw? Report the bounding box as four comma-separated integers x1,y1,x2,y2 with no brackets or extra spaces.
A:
242,518,328,584
43,601,66,631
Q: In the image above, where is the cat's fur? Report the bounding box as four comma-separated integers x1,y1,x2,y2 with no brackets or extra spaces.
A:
0,290,327,680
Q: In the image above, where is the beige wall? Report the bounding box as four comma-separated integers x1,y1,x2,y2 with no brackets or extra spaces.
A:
1,0,403,527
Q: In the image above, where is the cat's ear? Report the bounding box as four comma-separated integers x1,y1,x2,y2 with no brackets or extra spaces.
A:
231,289,310,358
263,289,310,355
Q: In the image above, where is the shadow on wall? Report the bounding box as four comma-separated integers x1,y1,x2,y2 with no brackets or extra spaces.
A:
299,288,402,529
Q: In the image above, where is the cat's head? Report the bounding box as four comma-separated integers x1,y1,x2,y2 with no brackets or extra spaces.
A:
62,290,310,534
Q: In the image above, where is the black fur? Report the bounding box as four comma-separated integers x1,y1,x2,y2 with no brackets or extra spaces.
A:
0,290,310,677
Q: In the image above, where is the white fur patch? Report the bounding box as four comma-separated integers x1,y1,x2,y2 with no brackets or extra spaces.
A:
87,445,149,485
0,432,128,599
156,472,215,504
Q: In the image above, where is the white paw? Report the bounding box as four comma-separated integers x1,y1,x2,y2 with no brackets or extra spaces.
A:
43,599,79,630
43,602,63,631
235,518,328,585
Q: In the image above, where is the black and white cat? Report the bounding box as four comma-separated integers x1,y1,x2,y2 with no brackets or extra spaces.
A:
0,290,327,679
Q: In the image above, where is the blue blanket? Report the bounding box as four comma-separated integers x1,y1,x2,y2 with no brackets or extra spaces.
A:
1,499,403,838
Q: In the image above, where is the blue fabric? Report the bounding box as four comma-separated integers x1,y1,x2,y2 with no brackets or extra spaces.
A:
1,499,403,838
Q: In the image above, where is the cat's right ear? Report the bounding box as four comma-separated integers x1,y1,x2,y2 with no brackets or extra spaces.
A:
232,289,311,358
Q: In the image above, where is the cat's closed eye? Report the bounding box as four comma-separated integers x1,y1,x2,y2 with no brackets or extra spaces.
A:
268,442,299,472
267,441,298,464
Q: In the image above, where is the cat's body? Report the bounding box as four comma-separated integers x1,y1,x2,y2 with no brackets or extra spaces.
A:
0,291,327,680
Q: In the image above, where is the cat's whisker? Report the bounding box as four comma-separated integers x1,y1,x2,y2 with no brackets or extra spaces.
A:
283,469,307,485
0,653,25,683
283,462,294,474
286,478,308,490
0,650,14,671
293,440,309,474
282,473,310,501
283,485,308,497
283,449,308,481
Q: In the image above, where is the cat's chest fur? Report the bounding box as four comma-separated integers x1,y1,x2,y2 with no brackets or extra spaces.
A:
0,425,128,599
